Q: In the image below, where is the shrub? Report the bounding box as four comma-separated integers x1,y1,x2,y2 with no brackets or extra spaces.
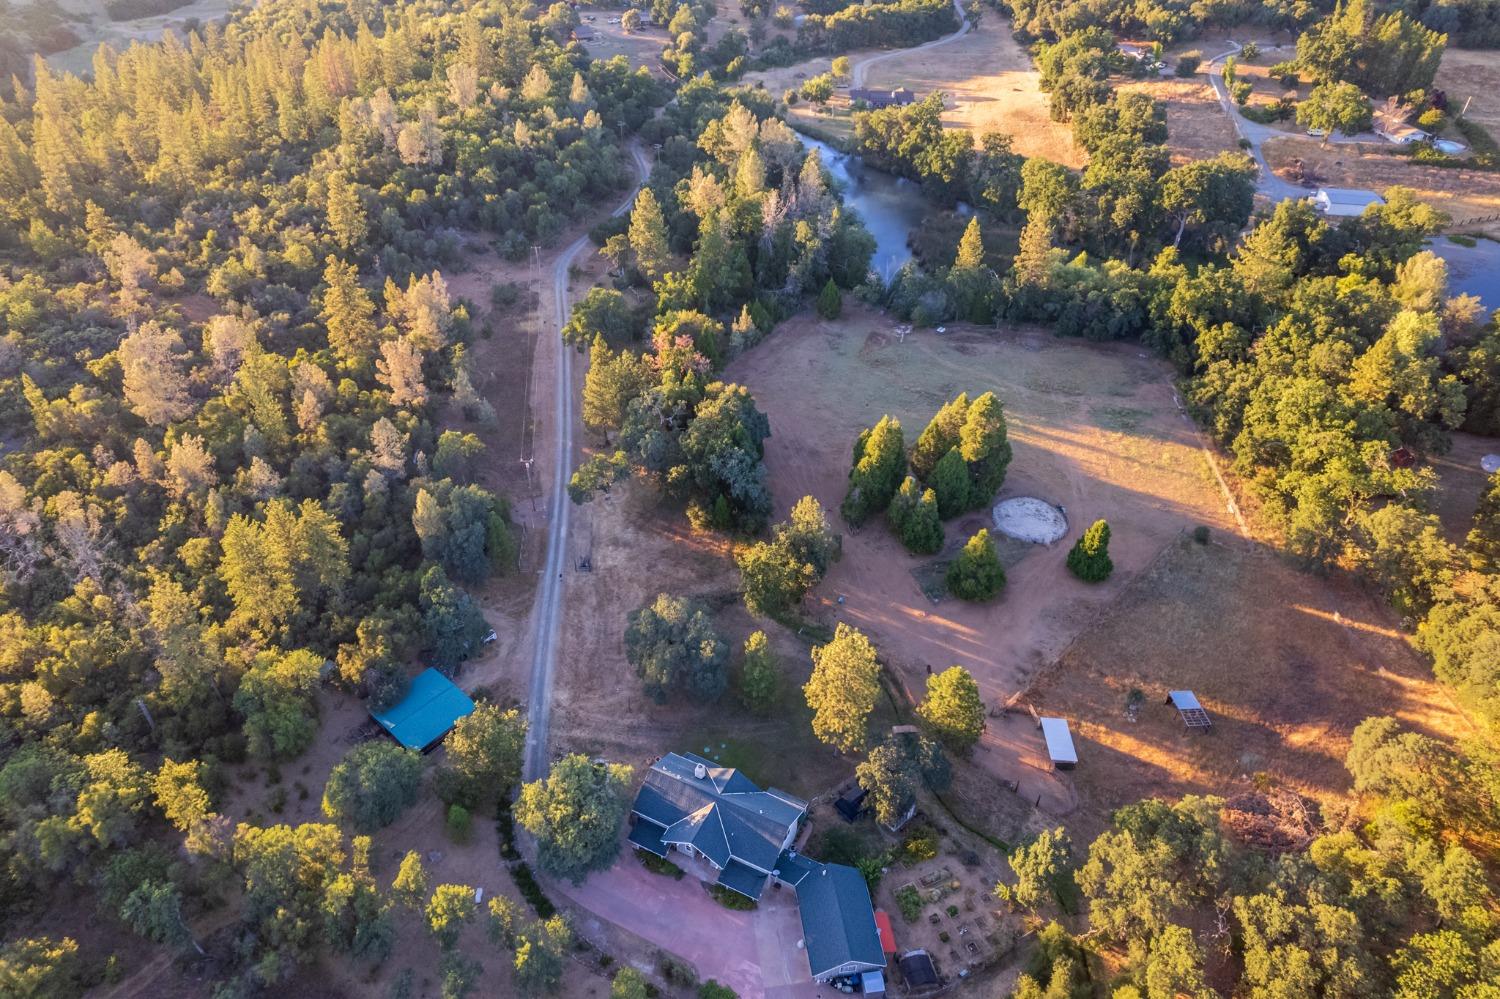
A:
707,884,758,910
816,278,842,319
1066,520,1113,582
905,835,938,862
1232,80,1253,106
638,851,685,879
512,863,556,918
446,803,472,842
1175,52,1200,77
1417,108,1446,131
1192,525,1211,544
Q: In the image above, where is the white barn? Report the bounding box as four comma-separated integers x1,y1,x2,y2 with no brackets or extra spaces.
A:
1313,187,1384,217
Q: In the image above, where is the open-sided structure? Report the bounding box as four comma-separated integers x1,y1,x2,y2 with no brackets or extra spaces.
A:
1166,690,1213,731
370,668,475,752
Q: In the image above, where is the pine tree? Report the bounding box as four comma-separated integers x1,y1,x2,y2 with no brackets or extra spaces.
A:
628,188,670,281
902,487,943,555
1066,519,1113,582
911,393,969,480
960,391,1013,510
804,623,881,753
888,475,922,535
929,448,971,520
816,278,842,320
582,335,650,439
955,216,985,270
321,257,378,369
325,172,366,253
842,415,907,527
946,528,1005,600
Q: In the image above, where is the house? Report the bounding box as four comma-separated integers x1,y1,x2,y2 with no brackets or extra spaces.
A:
1117,42,1152,61
848,87,916,109
628,752,807,900
572,24,596,40
1313,187,1384,217
1374,104,1429,145
370,668,475,752
1040,716,1078,770
628,753,884,984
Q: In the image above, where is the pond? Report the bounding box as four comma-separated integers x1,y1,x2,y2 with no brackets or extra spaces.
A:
796,130,928,282
1428,237,1500,311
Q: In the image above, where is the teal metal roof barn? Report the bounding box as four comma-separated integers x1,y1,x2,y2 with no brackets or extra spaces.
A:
371,668,475,751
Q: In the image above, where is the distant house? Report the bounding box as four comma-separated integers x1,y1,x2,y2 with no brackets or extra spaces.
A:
572,24,596,40
849,87,916,109
370,668,475,752
1374,104,1429,145
627,752,884,984
1313,187,1385,217
1117,42,1151,61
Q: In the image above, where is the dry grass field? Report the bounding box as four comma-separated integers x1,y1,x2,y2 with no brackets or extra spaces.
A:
1118,77,1240,164
859,14,1083,166
1437,48,1500,137
1030,537,1475,840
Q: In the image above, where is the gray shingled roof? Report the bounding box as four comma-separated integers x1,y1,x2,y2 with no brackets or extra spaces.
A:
631,753,806,873
777,852,884,979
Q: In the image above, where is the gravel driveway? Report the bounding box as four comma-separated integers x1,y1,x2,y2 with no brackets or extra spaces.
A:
551,843,824,999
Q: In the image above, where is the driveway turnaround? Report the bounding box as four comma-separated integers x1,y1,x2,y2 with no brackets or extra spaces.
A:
551,845,819,999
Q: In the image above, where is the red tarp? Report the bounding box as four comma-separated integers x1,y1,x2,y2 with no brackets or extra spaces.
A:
874,909,897,955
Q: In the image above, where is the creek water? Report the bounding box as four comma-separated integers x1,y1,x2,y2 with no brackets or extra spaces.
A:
796,131,927,282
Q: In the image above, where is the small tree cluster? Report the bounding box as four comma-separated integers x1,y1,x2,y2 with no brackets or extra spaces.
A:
910,392,1013,518
736,496,840,617
625,593,730,703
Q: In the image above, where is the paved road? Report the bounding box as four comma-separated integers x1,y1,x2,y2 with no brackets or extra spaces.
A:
850,0,971,89
1205,44,1311,203
522,144,652,782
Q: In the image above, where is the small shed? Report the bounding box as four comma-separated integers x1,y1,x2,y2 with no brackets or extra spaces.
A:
371,668,476,752
835,786,869,823
1166,690,1212,731
1040,717,1078,770
571,24,595,40
1313,187,1384,217
897,950,938,988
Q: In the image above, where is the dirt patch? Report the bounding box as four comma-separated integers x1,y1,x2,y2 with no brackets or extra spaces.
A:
860,15,1083,167
1028,537,1475,842
580,17,671,76
1430,430,1498,543
1263,135,1500,226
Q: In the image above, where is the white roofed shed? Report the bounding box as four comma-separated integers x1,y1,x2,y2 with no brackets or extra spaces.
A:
1040,717,1078,770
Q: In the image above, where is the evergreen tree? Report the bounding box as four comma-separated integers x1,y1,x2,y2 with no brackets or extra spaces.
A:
816,278,842,320
947,529,1005,601
325,172,366,253
887,475,922,535
804,623,881,753
917,666,986,753
738,630,781,715
1066,520,1113,582
841,416,907,527
929,448,972,520
959,391,1013,509
321,257,379,369
911,393,969,480
955,216,985,270
628,188,670,281
902,487,944,555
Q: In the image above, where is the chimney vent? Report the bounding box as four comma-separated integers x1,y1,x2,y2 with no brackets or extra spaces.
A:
694,763,708,779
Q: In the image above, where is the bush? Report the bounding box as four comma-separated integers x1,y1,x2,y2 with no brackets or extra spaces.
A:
512,863,556,918
707,883,758,910
905,834,938,862
1176,52,1201,77
1066,520,1113,582
896,885,924,922
446,803,472,842
1417,108,1446,131
1231,80,1253,106
1192,525,1211,544
638,851,685,879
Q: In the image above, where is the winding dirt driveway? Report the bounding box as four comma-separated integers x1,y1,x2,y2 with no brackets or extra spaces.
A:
850,0,972,89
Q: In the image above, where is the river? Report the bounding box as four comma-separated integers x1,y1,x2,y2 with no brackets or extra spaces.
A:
796,131,927,282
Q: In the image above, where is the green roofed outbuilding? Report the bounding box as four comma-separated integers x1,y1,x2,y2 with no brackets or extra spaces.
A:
371,668,475,751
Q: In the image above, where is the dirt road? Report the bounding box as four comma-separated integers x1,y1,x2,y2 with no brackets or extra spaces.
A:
522,144,652,781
